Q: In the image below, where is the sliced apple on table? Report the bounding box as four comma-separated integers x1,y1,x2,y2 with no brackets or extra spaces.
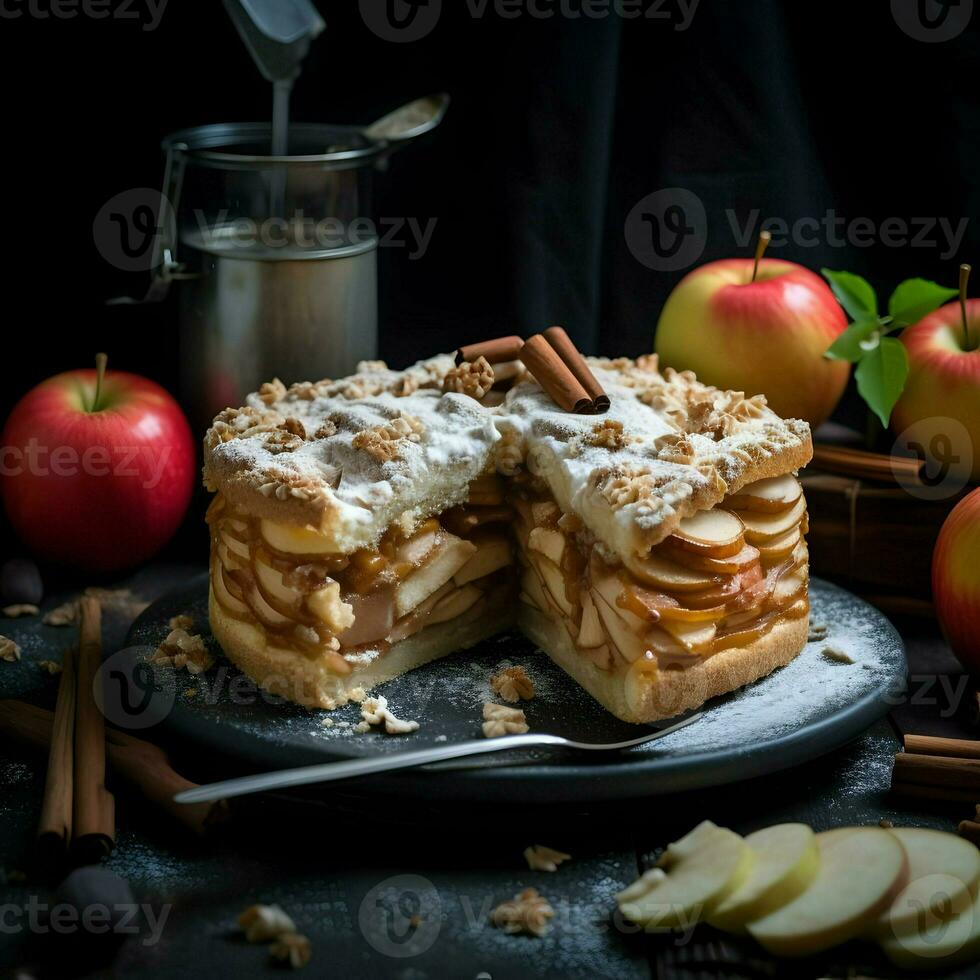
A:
394,534,476,618
669,509,746,558
707,823,819,934
617,821,753,931
874,828,980,940
453,535,511,586
746,827,908,957
880,881,980,971
735,496,807,545
726,474,802,514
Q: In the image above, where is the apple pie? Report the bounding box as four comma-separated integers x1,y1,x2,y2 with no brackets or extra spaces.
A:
203,350,813,722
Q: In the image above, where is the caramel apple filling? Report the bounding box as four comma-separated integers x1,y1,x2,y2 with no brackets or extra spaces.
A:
514,473,809,673
207,472,514,674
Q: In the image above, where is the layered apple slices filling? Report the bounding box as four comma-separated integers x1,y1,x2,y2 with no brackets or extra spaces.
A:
207,473,514,675
516,473,809,671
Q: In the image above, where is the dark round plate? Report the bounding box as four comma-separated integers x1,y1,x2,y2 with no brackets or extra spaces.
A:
125,575,906,803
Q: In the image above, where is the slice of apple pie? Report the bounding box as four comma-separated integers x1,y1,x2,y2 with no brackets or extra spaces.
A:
203,352,813,722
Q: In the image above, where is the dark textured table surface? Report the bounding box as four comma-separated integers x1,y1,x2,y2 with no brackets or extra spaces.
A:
0,564,976,979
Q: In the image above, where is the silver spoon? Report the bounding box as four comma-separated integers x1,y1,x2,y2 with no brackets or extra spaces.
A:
363,93,450,146
174,712,700,804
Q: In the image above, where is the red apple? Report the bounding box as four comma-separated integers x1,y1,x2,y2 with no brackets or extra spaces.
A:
892,298,980,481
655,258,850,427
0,355,195,573
933,488,980,674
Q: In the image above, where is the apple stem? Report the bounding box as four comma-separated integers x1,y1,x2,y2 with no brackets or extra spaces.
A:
959,263,972,351
93,352,108,413
751,230,772,283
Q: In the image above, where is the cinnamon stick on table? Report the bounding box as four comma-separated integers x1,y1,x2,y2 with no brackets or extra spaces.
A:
36,644,76,860
809,444,925,485
0,700,228,837
543,326,609,413
904,733,980,760
71,597,115,864
892,751,980,792
519,334,593,414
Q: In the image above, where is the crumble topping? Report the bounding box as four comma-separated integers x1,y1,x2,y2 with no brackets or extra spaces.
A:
489,666,535,702
257,378,287,405
0,636,21,662
359,695,420,735
238,904,296,943
491,888,555,936
482,702,529,737
2,604,39,618
149,628,214,675
352,414,426,463
523,845,571,872
270,933,312,969
443,356,495,400
584,419,630,451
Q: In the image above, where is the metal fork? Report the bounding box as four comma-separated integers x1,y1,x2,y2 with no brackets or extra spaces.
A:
174,712,700,804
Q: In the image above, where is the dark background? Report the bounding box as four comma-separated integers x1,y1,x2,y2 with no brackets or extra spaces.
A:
0,0,977,558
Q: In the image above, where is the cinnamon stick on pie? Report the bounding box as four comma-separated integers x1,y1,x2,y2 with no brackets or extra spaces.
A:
456,336,524,366
519,334,593,414
543,326,610,413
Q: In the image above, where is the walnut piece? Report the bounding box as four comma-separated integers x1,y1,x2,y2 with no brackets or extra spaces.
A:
306,581,354,634
822,646,854,665
37,660,62,675
270,932,312,969
168,614,194,632
359,695,419,735
586,419,629,450
491,888,555,936
352,414,425,463
390,374,419,397
238,904,297,943
489,666,535,703
257,378,286,406
2,604,39,618
443,356,494,400
482,702,529,737
149,629,214,675
523,845,571,872
43,601,78,627
313,420,338,440
0,636,21,662
282,417,307,440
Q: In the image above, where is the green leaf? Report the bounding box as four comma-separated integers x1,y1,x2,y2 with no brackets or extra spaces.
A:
822,269,878,321
887,278,958,328
825,319,882,362
855,337,910,427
